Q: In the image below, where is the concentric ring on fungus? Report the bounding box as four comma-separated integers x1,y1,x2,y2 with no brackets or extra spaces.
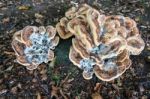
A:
60,4,145,81
12,26,59,70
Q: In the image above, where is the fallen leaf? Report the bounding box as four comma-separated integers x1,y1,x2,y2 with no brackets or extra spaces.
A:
2,17,10,23
37,92,41,99
91,92,103,99
60,89,68,99
5,65,14,71
0,89,8,95
18,5,30,10
51,85,59,98
49,57,56,68
35,13,44,19
94,83,101,92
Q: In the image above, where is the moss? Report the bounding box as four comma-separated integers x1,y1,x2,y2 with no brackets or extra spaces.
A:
55,38,72,65
52,74,61,84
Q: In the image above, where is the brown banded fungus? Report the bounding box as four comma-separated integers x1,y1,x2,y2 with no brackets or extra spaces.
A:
58,4,145,81
56,4,94,39
12,26,59,70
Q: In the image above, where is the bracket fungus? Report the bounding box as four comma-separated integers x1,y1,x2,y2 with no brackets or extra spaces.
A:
12,26,59,70
56,4,94,39
57,4,145,81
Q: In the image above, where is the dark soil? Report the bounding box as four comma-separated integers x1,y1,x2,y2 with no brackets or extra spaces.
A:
0,0,150,99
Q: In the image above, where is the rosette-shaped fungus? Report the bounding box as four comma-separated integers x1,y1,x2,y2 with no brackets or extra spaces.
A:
12,26,59,70
56,4,94,39
57,4,145,81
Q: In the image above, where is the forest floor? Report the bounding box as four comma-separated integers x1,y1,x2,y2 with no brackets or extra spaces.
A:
0,0,150,99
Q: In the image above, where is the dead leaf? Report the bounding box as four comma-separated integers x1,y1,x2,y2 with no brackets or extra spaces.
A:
51,85,59,98
41,74,47,81
60,89,68,99
92,83,103,99
11,86,17,94
35,13,44,19
0,89,8,95
49,57,56,68
37,92,41,99
2,17,10,23
94,83,101,92
92,92,103,99
18,5,30,10
5,66,14,71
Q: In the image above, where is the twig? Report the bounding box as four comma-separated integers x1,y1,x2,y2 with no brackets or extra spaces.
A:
4,51,15,55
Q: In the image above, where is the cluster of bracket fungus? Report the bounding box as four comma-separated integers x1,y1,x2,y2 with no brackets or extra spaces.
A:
12,26,59,70
56,4,145,81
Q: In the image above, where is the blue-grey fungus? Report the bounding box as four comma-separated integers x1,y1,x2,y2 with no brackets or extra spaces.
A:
12,26,59,70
